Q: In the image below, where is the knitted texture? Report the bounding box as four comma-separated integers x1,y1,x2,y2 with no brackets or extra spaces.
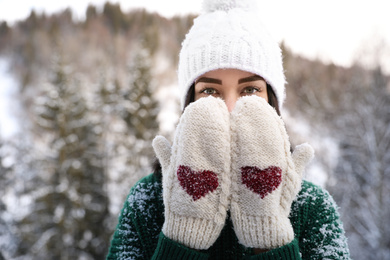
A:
152,96,231,250
106,174,351,259
230,96,314,249
202,0,259,12
178,0,285,109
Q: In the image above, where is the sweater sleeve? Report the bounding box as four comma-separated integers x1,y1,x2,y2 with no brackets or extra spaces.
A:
293,181,351,259
152,232,209,260
106,174,165,259
248,182,351,260
106,174,210,259
248,238,301,260
106,190,145,259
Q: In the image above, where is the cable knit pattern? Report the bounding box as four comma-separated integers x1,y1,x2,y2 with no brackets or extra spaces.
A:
152,96,231,250
106,174,351,259
230,96,314,249
178,0,285,109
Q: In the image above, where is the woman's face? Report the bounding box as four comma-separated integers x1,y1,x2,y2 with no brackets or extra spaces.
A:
194,69,268,112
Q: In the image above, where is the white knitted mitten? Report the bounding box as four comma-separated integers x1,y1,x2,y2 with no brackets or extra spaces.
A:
152,96,231,250
230,96,314,249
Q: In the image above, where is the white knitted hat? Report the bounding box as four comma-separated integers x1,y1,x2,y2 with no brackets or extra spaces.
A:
178,0,286,109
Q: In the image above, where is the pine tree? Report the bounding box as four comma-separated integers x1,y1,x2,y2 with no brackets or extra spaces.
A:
331,66,390,259
94,70,128,215
124,45,159,172
21,54,110,259
0,139,18,259
101,45,160,214
0,132,41,258
125,46,159,140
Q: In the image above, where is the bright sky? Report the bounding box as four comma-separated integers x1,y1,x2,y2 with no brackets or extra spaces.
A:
0,0,389,72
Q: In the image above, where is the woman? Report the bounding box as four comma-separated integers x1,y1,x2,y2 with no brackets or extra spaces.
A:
107,0,350,259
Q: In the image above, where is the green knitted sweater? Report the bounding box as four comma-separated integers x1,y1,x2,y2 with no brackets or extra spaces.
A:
107,173,350,259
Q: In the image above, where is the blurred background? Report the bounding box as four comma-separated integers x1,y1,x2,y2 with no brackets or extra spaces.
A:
0,1,389,259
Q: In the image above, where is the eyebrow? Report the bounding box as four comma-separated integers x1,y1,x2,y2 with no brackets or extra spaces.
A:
195,77,222,85
195,75,264,85
238,75,264,84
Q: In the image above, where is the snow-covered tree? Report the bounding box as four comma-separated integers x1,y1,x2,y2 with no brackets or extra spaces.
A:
123,44,159,173
0,139,17,259
19,54,111,259
93,70,131,215
0,132,41,258
97,45,160,215
124,45,159,137
331,66,390,259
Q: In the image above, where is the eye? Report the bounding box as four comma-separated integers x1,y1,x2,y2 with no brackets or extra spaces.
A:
242,86,261,95
200,88,218,95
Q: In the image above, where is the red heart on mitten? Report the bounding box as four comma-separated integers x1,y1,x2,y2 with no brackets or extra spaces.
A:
177,165,219,201
241,166,282,199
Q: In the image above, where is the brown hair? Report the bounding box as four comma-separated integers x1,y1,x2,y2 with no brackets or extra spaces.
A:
153,83,280,175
